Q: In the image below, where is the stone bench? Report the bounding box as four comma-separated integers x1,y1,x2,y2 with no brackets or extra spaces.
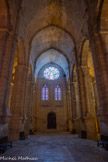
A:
97,134,108,151
0,136,12,153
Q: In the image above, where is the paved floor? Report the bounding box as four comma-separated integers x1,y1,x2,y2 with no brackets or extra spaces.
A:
0,134,108,162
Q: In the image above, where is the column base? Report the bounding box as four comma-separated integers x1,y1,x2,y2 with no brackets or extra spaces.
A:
79,118,87,138
73,117,81,135
84,116,97,140
68,120,73,133
32,117,37,133
24,119,32,135
9,116,24,141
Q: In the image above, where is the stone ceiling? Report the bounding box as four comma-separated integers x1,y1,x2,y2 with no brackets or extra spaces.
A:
30,25,74,68
17,0,89,77
20,0,87,42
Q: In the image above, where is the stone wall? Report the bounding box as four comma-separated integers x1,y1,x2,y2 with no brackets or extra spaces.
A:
35,64,68,133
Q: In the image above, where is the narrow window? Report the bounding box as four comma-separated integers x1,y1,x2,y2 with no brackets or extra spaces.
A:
55,84,61,100
42,84,48,100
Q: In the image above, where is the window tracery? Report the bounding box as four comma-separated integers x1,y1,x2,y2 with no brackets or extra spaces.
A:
55,84,61,101
44,67,59,80
42,84,48,100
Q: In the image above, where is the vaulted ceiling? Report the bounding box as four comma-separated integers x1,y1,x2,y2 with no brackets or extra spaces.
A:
16,0,97,77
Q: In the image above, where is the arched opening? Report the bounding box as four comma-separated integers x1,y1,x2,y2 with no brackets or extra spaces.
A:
47,112,56,129
35,63,68,133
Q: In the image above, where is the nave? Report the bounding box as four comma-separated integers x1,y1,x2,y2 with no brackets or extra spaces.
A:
0,0,108,160
1,134,108,162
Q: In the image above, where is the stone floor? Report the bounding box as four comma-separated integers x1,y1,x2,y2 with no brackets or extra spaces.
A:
0,134,108,162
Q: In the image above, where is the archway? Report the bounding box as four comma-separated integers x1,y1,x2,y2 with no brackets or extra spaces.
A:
35,63,68,133
47,112,56,129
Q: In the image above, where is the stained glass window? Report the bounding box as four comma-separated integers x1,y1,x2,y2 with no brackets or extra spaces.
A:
42,84,48,100
55,84,61,100
44,67,59,80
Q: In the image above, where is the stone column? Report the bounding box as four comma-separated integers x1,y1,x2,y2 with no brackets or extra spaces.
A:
92,80,100,132
9,64,27,140
32,88,37,133
24,80,34,135
92,80,100,134
66,79,72,132
73,81,81,118
70,81,76,133
81,66,98,139
90,32,108,134
72,81,81,134
0,30,8,73
71,82,76,120
77,67,87,137
0,29,15,137
92,81,99,113
78,67,87,117
81,66,92,115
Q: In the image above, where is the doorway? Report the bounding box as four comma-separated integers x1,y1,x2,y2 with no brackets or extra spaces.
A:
47,112,56,129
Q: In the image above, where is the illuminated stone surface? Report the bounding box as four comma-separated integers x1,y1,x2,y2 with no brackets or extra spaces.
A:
1,134,108,162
